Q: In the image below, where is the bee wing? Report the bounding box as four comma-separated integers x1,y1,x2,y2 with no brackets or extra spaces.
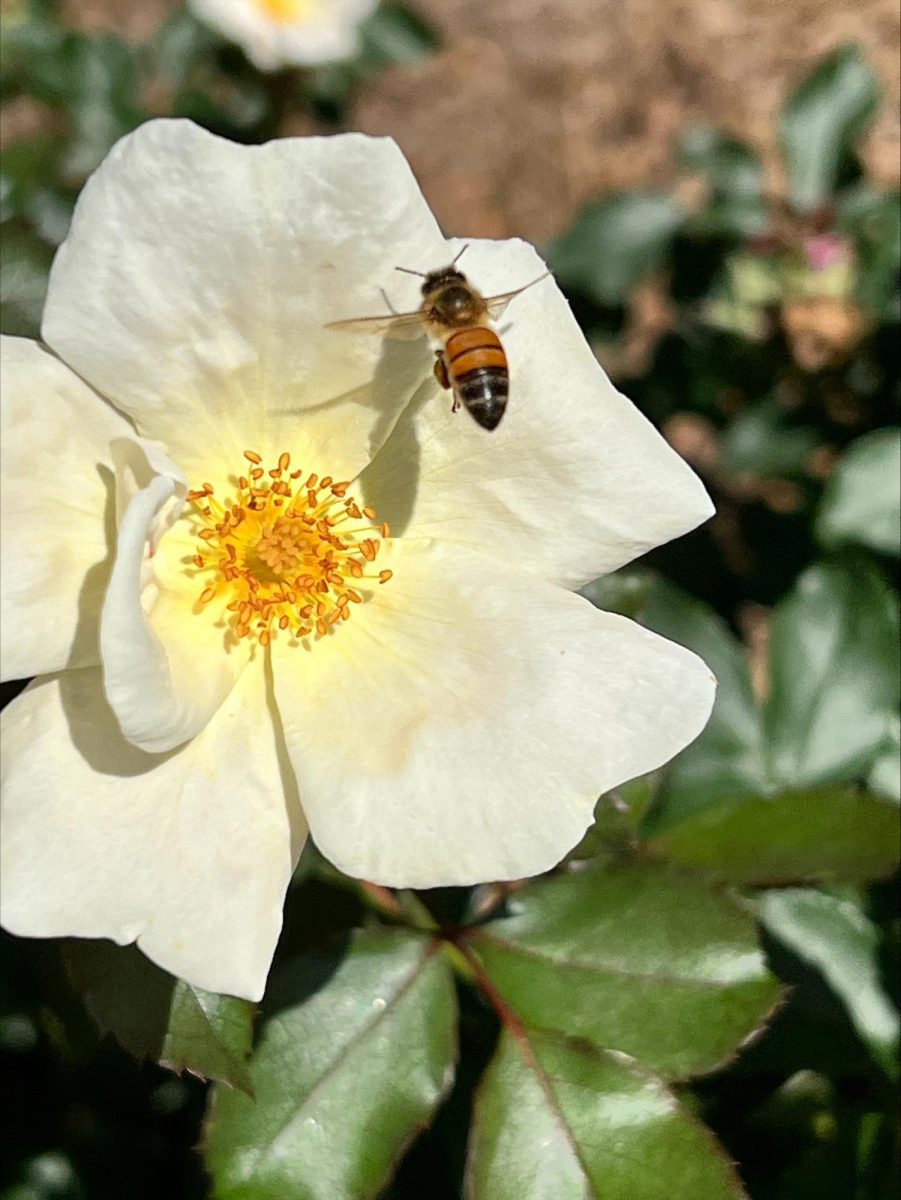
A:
483,272,551,320
324,309,428,340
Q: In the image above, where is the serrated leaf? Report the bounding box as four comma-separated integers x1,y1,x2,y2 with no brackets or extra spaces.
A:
642,579,770,829
205,930,457,1200
816,429,900,556
466,1029,747,1200
647,786,900,885
63,940,254,1091
780,43,881,212
548,192,685,305
758,889,900,1078
766,559,900,788
467,862,779,1079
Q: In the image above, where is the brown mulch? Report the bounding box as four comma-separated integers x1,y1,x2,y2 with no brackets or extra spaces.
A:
352,0,900,240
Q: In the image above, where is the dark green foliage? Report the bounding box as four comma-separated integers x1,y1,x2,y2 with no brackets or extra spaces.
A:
205,932,457,1200
547,192,685,306
62,941,256,1093
468,862,780,1079
467,1030,747,1200
780,44,881,213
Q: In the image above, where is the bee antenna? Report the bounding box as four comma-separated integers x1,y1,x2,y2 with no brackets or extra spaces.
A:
394,265,427,278
451,243,470,266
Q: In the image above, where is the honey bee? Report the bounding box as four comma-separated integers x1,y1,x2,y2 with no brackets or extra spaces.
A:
325,247,549,430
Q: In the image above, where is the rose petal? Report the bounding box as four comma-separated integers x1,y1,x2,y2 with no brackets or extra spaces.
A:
360,239,714,589
42,119,447,485
0,336,132,682
0,663,304,1001
271,540,715,887
100,438,250,753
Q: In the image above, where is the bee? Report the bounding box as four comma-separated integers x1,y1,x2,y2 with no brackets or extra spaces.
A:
325,247,548,431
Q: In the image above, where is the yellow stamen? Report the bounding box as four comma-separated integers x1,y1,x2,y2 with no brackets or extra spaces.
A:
186,449,391,646
257,0,317,23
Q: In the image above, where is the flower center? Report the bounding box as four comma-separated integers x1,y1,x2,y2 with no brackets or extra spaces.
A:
187,449,392,647
256,0,318,23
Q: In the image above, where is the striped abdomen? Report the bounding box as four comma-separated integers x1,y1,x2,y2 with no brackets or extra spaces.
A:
444,327,509,431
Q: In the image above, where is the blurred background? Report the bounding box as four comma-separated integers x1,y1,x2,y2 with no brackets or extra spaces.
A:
1,2,898,1198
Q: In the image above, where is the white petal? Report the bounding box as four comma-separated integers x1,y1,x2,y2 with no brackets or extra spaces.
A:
360,239,714,589
0,663,305,1001
100,440,251,753
271,540,715,887
0,336,132,682
42,119,447,485
190,0,378,70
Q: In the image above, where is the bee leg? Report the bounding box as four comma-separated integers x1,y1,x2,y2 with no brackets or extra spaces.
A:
433,350,451,390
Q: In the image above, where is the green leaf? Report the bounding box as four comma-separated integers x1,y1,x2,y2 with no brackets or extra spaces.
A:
642,579,770,829
780,44,881,212
148,6,220,87
468,862,779,1079
23,31,142,181
681,126,764,199
359,2,439,67
719,397,821,478
0,136,75,244
579,565,655,619
565,772,663,863
0,220,53,337
816,429,901,556
766,559,900,788
0,3,64,96
547,192,685,305
758,889,900,1077
63,940,254,1091
205,931,457,1200
647,786,900,885
838,185,901,316
62,34,142,179
0,135,59,221
681,126,768,238
467,1028,747,1200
